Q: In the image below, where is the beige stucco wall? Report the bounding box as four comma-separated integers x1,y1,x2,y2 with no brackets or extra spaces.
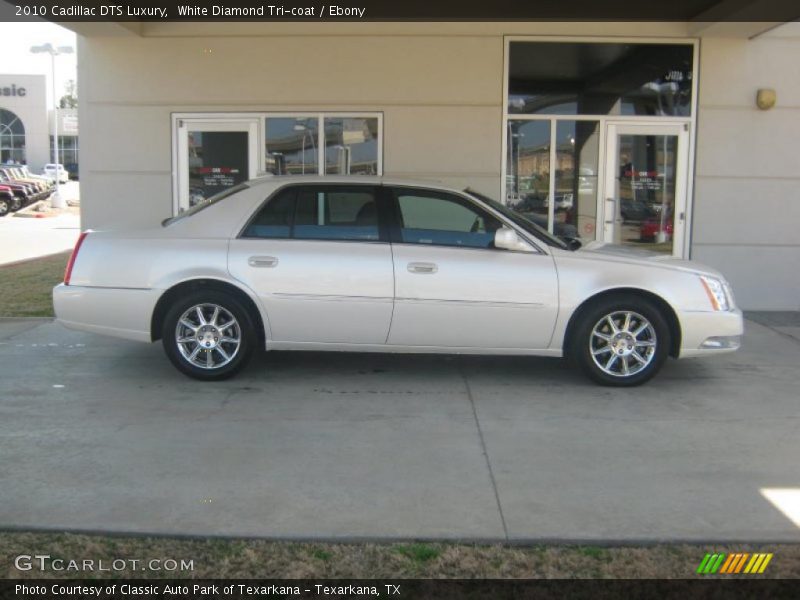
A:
77,21,799,309
693,24,800,309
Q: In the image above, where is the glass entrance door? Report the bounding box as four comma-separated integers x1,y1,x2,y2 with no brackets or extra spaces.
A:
603,123,689,256
176,119,259,213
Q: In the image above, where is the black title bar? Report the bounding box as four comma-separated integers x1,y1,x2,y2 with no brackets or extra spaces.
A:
4,579,800,600
2,0,800,21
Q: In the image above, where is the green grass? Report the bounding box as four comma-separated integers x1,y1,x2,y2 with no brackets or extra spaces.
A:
578,546,608,560
310,548,333,561
0,252,69,317
2,532,799,579
394,543,441,564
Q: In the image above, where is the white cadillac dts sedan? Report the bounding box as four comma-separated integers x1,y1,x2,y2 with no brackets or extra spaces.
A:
53,176,743,386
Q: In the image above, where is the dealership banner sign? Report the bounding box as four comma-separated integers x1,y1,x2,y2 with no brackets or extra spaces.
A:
3,0,800,21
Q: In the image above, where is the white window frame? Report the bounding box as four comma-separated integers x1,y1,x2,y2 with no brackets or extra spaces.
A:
501,36,700,258
172,111,383,215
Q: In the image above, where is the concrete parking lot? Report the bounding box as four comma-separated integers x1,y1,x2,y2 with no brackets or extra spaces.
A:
0,181,80,266
1,315,799,543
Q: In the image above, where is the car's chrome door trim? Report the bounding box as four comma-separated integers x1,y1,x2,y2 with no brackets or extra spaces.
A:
271,292,393,303
395,297,545,309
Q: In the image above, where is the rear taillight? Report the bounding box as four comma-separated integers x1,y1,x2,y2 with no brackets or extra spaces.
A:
64,231,89,285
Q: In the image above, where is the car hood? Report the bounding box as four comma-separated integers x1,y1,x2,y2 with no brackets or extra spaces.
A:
572,241,725,278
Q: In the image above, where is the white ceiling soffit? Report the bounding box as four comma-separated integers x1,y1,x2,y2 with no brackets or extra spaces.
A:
56,22,143,37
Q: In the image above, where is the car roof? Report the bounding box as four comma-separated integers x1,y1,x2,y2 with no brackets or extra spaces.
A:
246,174,461,194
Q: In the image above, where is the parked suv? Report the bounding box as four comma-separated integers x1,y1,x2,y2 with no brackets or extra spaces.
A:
44,163,70,184
0,172,38,210
0,185,16,216
0,168,51,204
12,165,55,190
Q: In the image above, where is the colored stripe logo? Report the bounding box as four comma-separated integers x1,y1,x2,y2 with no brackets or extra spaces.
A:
696,552,773,574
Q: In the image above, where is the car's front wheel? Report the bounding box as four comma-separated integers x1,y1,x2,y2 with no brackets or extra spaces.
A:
569,295,671,386
0,197,9,217
162,291,256,380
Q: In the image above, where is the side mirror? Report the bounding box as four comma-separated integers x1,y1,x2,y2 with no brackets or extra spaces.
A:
494,227,534,252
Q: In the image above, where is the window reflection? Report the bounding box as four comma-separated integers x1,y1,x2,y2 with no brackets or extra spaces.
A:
616,134,678,253
555,121,599,242
508,42,693,117
0,109,26,164
265,117,319,175
324,117,379,175
188,131,249,206
506,120,550,232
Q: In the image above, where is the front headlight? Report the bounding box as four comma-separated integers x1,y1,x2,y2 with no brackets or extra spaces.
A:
699,275,732,311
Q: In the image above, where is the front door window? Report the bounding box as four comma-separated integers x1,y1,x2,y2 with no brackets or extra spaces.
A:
394,189,502,249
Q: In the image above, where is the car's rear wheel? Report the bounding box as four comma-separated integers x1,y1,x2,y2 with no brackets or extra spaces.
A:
162,290,256,380
569,295,671,386
10,196,21,211
0,197,9,217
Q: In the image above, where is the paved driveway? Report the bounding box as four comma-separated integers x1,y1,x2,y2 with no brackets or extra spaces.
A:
0,181,80,266
1,317,799,542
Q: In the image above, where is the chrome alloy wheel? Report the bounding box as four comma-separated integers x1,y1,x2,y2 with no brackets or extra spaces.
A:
589,311,657,378
175,303,241,370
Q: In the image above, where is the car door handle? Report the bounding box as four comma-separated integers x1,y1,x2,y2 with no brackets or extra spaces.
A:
407,262,438,274
248,256,279,268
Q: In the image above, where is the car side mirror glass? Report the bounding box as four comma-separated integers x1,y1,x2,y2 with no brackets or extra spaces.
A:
494,227,534,252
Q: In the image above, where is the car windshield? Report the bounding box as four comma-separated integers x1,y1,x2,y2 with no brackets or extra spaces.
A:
463,188,570,250
162,183,249,226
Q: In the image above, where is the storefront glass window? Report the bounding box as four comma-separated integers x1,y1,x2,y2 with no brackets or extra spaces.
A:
615,133,678,253
50,135,79,168
506,120,550,231
265,117,319,175
188,131,249,206
0,109,26,164
508,42,693,117
555,120,599,242
324,117,379,175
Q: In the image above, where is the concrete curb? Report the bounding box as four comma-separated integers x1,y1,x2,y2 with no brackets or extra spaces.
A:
12,200,54,218
0,250,71,268
0,317,54,323
1,525,798,547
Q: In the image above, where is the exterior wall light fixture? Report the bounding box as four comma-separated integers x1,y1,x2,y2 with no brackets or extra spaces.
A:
756,88,776,110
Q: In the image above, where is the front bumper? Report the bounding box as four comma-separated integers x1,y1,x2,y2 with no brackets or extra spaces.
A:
678,308,744,358
53,284,159,343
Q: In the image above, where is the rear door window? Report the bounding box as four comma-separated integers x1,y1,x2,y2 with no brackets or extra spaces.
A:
242,185,381,242
294,189,378,241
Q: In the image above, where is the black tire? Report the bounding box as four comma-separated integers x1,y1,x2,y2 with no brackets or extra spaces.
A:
10,196,22,211
568,294,671,387
162,290,256,381
0,197,9,217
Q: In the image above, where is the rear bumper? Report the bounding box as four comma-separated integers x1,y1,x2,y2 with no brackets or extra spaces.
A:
53,284,159,343
678,308,744,358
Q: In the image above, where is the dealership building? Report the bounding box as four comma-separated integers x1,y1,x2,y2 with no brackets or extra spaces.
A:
62,16,800,310
0,73,79,174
